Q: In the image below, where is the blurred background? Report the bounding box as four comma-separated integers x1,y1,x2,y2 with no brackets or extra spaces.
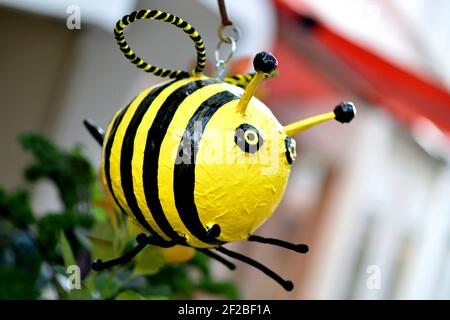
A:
1,0,450,299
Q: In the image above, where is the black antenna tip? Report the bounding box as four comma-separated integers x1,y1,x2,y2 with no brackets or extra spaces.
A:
136,233,148,244
296,244,309,253
207,224,221,239
284,280,294,291
334,102,356,123
92,259,103,271
253,51,278,74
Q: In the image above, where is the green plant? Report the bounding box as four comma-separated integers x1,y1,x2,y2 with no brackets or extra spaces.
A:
0,133,239,300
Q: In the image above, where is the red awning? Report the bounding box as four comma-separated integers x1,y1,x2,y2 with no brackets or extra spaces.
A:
271,0,450,135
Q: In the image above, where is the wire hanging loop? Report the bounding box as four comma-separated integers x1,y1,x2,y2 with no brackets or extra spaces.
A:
219,24,241,43
214,35,237,78
114,9,207,79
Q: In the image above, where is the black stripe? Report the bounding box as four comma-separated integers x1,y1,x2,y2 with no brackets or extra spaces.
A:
161,69,170,77
129,11,137,23
155,12,168,20
120,81,175,240
148,10,158,18
136,10,146,19
175,71,190,79
120,46,131,54
103,105,130,219
173,91,239,245
142,80,219,243
192,34,201,42
137,62,147,69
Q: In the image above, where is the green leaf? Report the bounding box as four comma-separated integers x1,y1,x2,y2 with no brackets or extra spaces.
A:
66,284,93,300
87,221,116,261
144,295,170,300
133,246,165,277
19,133,95,210
196,277,240,300
59,231,76,267
91,204,107,222
115,290,145,300
94,271,122,299
0,188,35,228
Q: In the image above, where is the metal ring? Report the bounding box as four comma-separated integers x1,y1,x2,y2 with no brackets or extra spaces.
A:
214,36,236,66
219,24,241,43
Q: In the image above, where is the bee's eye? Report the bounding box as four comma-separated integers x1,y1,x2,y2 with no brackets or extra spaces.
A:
285,137,296,164
235,124,264,154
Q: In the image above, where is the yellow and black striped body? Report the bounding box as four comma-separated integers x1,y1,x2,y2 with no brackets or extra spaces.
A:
102,76,293,248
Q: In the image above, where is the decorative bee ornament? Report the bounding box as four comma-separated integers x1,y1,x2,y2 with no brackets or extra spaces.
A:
84,8,356,291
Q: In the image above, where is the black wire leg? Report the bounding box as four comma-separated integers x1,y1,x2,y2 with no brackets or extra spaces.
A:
198,249,236,270
216,246,294,291
84,118,105,146
91,234,171,271
92,242,146,271
248,235,309,253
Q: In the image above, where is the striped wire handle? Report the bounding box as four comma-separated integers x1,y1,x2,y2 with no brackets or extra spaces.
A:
224,72,277,88
114,9,207,79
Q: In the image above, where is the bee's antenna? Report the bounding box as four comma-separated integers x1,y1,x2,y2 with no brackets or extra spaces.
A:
284,102,356,136
236,52,278,115
216,246,294,291
198,249,236,270
83,118,105,146
248,235,309,254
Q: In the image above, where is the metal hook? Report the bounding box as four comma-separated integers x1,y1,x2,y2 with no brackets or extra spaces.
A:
214,36,236,79
219,24,241,43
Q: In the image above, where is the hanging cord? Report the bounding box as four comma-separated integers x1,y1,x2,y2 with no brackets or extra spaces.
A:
218,0,232,27
114,9,207,79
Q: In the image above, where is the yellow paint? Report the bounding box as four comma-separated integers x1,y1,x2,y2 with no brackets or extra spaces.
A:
105,76,344,249
161,246,196,264
108,88,154,220
194,81,291,245
236,72,264,115
284,111,336,136
131,77,202,240
158,81,227,247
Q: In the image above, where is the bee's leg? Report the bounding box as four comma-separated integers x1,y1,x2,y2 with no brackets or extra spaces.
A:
206,224,221,240
92,233,149,271
216,246,294,292
144,236,179,248
197,248,236,270
83,118,105,146
248,235,309,254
